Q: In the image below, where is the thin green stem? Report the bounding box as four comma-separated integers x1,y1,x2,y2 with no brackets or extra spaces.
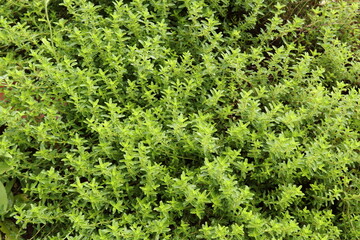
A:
44,0,54,48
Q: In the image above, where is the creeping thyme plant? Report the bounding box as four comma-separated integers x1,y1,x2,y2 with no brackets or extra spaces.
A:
0,0,359,239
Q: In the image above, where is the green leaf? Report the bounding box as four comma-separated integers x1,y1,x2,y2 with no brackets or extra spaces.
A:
0,150,12,159
0,162,11,174
0,181,8,214
0,220,22,240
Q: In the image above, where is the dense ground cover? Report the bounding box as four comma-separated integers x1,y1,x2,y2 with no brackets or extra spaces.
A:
0,0,359,239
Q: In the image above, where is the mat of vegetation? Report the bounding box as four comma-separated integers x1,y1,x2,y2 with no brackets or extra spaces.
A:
0,0,359,239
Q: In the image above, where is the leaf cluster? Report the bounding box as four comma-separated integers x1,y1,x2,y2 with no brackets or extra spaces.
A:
0,0,359,239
